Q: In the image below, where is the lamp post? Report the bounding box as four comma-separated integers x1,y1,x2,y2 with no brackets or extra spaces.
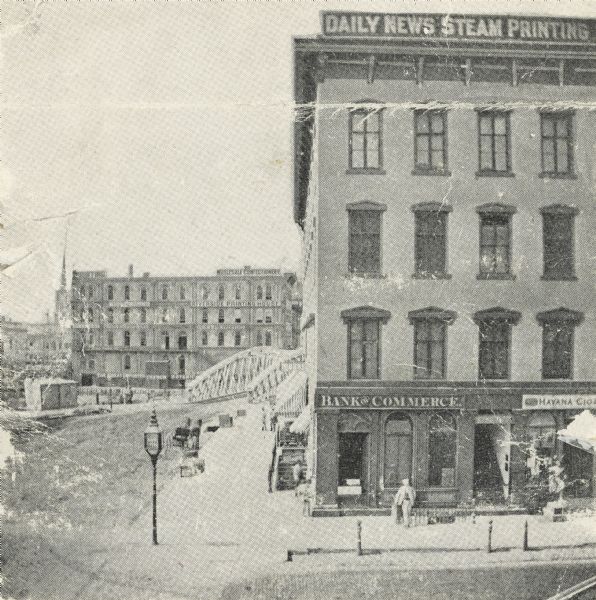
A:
144,408,163,545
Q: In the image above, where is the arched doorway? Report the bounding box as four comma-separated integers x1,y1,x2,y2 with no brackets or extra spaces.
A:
383,414,413,489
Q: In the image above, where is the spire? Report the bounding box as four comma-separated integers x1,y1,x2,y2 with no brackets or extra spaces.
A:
60,227,68,288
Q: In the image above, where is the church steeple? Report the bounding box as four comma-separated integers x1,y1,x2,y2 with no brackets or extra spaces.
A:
60,229,67,289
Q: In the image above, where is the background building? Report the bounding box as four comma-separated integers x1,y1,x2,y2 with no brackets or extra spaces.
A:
294,11,596,512
71,265,301,388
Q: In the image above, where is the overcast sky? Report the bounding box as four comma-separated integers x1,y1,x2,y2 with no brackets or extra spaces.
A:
2,0,595,321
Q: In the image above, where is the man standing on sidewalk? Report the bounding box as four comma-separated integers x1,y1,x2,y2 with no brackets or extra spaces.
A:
393,478,416,527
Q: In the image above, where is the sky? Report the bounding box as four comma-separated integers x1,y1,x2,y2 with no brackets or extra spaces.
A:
2,0,595,321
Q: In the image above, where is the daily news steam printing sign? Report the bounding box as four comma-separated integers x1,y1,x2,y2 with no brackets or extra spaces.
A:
321,12,596,44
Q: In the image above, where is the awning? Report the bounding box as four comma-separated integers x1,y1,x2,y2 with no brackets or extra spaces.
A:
557,410,596,455
290,404,311,433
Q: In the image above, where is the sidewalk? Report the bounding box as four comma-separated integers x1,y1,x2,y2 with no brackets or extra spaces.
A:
71,402,595,600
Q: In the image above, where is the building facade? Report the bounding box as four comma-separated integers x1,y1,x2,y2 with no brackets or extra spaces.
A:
294,11,596,512
70,265,301,388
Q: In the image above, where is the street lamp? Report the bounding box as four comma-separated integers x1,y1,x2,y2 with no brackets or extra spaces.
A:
144,408,163,545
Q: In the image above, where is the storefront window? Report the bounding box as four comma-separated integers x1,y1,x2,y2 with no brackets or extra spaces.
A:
428,414,457,487
383,415,412,488
528,413,556,457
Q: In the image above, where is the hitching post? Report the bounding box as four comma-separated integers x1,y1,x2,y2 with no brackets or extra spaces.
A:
523,519,529,551
356,520,363,556
487,519,493,553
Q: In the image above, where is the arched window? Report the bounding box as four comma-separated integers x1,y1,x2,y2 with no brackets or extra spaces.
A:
218,308,225,323
428,414,457,487
256,285,263,300
107,308,114,323
218,284,225,301
124,354,131,370
234,331,242,346
140,287,147,301
265,284,272,300
383,415,412,488
178,355,185,375
265,331,272,346
178,332,187,350
218,331,225,346
256,332,263,346
201,331,208,346
107,285,114,300
162,285,168,300
528,413,556,455
123,308,129,323
124,331,130,347
163,331,170,350
124,285,130,300
202,285,209,300
235,285,241,300
140,308,146,323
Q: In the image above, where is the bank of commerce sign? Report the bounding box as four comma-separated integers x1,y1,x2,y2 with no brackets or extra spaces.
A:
316,393,464,410
321,12,596,44
522,394,596,410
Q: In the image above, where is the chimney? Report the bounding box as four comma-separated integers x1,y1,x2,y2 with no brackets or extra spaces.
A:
128,264,134,277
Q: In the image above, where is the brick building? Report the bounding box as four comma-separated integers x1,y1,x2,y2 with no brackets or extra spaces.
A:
71,265,301,388
294,11,596,513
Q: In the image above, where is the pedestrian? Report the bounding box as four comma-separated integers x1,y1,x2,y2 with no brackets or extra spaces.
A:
292,460,303,495
393,478,416,527
189,419,202,450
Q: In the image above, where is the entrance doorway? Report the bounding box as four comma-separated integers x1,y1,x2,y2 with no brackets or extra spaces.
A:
338,432,368,500
474,416,511,504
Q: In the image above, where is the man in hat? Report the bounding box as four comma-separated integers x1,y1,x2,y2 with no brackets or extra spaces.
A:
393,478,416,527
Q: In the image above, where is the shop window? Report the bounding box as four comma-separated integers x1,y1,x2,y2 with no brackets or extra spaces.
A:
428,414,457,487
202,309,208,324
179,308,186,324
140,287,147,301
256,331,263,346
474,308,521,380
140,308,146,324
178,355,185,375
107,332,114,346
218,331,225,346
347,202,386,276
477,204,516,279
349,107,382,171
541,205,578,281
234,309,242,323
201,331,208,346
537,308,583,380
107,285,114,300
140,330,146,347
477,110,512,174
265,331,272,346
178,332,187,350
338,432,368,488
414,109,448,173
257,285,263,300
413,203,451,278
162,285,168,300
218,309,225,324
528,413,556,457
124,331,130,347
409,308,456,379
124,285,130,301
218,284,225,301
124,354,131,370
234,331,242,346
341,306,391,380
123,308,129,323
383,415,412,488
541,112,574,176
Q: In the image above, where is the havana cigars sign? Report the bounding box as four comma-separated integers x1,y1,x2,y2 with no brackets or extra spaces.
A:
321,12,595,44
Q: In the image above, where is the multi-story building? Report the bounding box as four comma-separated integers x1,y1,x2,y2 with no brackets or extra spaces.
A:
70,265,301,388
294,11,596,513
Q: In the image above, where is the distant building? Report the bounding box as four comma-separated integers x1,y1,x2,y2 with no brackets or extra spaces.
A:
70,265,301,388
0,318,28,363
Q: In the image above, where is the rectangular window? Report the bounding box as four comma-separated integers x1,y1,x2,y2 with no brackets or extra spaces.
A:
180,286,186,300
414,211,448,277
543,213,576,280
265,309,272,324
348,319,380,379
140,287,147,301
348,210,381,275
541,113,573,175
414,110,447,172
124,331,131,348
178,334,187,350
235,286,241,300
107,332,114,346
218,331,224,346
234,309,242,323
349,109,382,171
478,321,510,379
265,284,272,300
479,215,511,276
542,322,573,379
201,331,208,346
256,308,264,324
202,309,208,324
140,331,146,347
179,308,186,323
478,111,511,173
413,321,446,379
140,308,146,324
218,309,225,324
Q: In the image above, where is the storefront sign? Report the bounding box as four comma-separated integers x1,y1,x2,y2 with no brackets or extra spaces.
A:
522,394,596,410
321,12,595,44
316,393,463,410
